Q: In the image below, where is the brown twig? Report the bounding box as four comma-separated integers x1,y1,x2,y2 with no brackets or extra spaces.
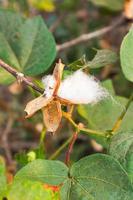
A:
65,131,78,166
0,59,44,94
0,116,14,164
62,111,106,137
56,15,126,52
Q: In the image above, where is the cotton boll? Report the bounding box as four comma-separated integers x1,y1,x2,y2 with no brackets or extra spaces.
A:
42,75,56,98
57,70,108,104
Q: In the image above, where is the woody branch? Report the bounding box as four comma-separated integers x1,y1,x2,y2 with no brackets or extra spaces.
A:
57,14,127,52
0,59,44,94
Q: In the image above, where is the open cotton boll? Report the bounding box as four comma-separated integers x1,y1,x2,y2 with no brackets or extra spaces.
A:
57,70,108,104
42,75,56,98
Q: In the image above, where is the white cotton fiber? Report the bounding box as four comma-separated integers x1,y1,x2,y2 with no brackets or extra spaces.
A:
42,75,56,98
57,70,108,104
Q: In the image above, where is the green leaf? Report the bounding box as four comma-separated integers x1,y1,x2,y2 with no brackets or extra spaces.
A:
0,157,7,199
17,16,56,76
109,131,133,183
15,159,68,185
61,154,133,200
120,28,133,82
88,49,118,69
78,96,133,132
66,50,117,71
0,32,20,67
0,9,24,50
89,0,124,11
63,50,117,80
12,156,133,199
7,179,52,200
0,9,23,84
68,55,87,70
0,10,56,84
101,79,115,96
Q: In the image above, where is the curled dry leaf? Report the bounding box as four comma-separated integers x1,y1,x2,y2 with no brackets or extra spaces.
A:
53,59,64,95
24,95,53,118
42,100,62,132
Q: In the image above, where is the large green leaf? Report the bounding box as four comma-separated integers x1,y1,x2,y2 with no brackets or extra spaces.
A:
89,0,124,11
15,159,68,185
61,154,133,200
7,179,52,200
109,131,133,184
0,9,24,51
0,10,56,84
0,32,20,84
78,96,133,133
17,16,56,76
13,156,133,199
120,28,133,82
0,10,23,84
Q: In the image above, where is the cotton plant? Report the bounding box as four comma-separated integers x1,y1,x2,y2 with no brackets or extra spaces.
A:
25,60,108,132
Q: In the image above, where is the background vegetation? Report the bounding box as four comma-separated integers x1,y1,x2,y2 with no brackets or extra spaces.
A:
0,0,133,199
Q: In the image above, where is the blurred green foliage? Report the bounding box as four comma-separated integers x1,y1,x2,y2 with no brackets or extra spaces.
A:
0,0,133,199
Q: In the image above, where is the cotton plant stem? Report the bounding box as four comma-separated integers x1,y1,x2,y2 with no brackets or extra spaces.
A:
49,135,73,160
67,105,74,116
0,59,44,94
80,127,105,137
112,93,133,133
65,131,78,166
39,128,46,144
63,111,78,128
62,111,106,137
50,112,106,160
